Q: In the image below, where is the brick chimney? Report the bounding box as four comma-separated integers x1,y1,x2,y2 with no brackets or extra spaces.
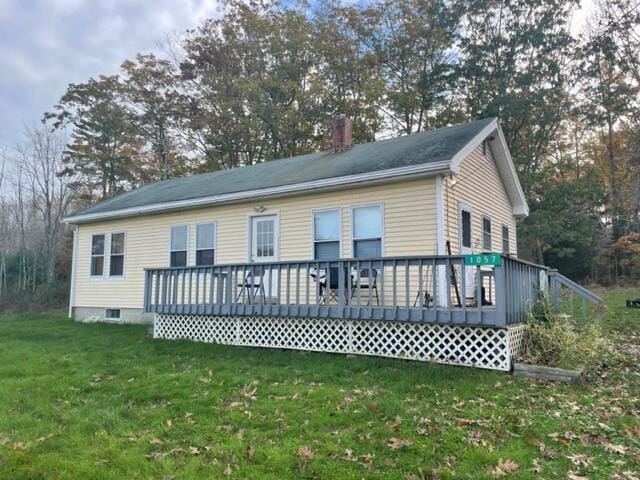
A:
331,115,352,152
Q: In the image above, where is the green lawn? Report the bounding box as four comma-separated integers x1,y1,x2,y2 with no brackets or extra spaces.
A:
0,290,638,479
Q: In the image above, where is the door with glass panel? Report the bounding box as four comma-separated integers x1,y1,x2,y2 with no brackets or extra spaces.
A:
250,215,278,299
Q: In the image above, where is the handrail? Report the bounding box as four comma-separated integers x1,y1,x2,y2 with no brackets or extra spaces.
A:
143,254,467,271
548,271,603,304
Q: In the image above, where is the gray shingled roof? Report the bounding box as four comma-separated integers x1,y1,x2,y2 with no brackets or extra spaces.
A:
71,117,496,218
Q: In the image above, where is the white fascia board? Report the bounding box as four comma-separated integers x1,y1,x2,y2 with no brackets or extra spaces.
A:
494,124,529,217
449,118,499,174
449,118,529,219
64,160,452,224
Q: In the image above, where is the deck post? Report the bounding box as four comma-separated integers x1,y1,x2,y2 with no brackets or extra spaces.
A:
143,270,151,312
494,263,506,326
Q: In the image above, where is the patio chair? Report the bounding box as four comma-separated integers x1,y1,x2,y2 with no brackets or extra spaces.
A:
311,266,352,304
413,268,433,308
236,266,266,304
352,267,379,306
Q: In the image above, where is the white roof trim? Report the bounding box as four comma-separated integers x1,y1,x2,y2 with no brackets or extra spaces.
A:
492,124,529,217
449,118,499,174
64,160,451,224
450,118,529,218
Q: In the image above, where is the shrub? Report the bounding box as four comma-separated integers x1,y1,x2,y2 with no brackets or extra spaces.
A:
523,296,615,376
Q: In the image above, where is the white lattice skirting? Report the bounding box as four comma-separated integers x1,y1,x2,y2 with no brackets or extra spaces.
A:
153,314,528,371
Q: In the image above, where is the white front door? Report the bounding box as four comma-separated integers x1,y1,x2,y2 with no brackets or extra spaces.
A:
250,215,278,297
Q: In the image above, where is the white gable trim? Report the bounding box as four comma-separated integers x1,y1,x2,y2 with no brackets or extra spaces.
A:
450,119,529,218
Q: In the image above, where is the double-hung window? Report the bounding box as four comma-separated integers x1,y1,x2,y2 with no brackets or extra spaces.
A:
352,204,383,258
90,234,105,276
502,225,510,254
109,232,125,276
313,209,340,260
461,209,472,250
482,216,492,251
170,225,188,267
196,223,216,266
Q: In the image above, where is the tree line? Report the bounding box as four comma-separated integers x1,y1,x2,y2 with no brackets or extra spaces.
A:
0,0,638,311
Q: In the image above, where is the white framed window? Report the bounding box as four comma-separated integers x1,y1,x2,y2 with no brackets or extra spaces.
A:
460,206,472,250
482,216,492,251
502,225,510,254
196,223,216,266
170,225,188,267
352,204,383,258
109,232,125,277
105,308,121,320
90,234,105,276
313,209,340,260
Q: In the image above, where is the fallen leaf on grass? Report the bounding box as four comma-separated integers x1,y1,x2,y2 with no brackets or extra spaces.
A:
611,473,640,480
387,437,412,449
164,419,172,429
223,464,232,476
567,471,588,480
12,442,27,451
458,418,477,427
603,443,627,454
149,437,164,445
245,444,255,460
0,435,8,445
491,458,519,477
296,446,315,459
567,454,590,466
236,428,245,440
188,446,200,455
241,384,257,400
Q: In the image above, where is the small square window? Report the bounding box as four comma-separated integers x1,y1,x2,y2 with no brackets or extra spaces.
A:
105,308,121,320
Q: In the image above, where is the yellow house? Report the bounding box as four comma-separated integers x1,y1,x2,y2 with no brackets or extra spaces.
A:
65,117,546,370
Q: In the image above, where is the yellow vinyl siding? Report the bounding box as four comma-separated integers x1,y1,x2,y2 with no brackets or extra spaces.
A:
443,144,517,255
74,177,438,309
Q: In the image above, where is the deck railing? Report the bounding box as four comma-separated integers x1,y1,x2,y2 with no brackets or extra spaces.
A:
144,255,549,327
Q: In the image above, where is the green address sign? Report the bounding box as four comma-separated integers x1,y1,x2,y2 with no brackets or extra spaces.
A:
464,253,502,266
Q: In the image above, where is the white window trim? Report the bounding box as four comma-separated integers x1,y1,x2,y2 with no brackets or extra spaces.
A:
104,308,121,320
169,224,190,267
195,221,217,266
502,224,511,254
89,233,106,278
458,202,473,253
108,231,126,279
311,207,342,260
481,215,492,251
246,211,280,262
350,203,385,258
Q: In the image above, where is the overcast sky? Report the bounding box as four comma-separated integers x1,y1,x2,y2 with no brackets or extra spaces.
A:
0,0,594,149
0,0,220,146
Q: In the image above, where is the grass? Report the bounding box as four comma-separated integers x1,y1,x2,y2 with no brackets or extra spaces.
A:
0,290,638,479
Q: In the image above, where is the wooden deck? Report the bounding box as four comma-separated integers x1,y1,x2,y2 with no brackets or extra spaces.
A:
144,255,548,327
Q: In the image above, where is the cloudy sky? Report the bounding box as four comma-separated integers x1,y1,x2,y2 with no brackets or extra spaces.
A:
0,0,220,146
0,0,594,148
